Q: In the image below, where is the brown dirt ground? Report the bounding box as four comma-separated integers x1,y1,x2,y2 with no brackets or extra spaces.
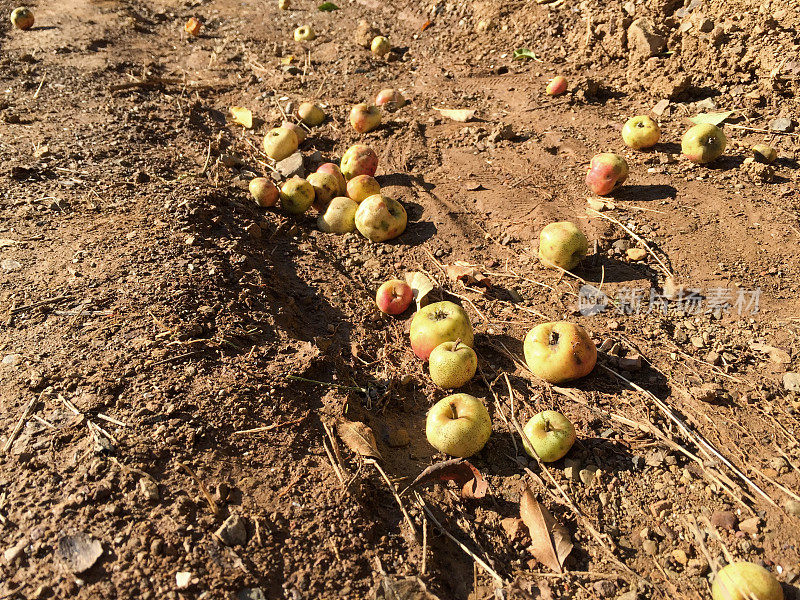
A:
1,0,799,598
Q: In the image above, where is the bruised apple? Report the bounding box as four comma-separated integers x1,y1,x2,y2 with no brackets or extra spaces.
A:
354,194,406,242
317,197,358,234
249,177,279,207
682,123,727,164
585,153,629,196
307,171,340,210
375,88,406,110
340,144,378,180
523,322,597,384
622,115,661,150
538,222,588,271
316,163,346,196
350,103,381,134
375,279,413,315
263,127,299,161
279,177,314,214
346,174,380,203
410,301,473,361
426,394,491,458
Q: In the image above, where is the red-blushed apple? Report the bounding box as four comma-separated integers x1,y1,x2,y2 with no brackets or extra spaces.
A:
10,7,34,29
375,279,413,315
346,174,381,203
317,197,358,234
316,163,346,196
340,144,378,180
249,177,279,207
263,127,299,161
523,322,597,384
354,194,406,242
622,115,661,150
371,36,390,57
294,25,315,42
375,89,406,110
297,102,325,126
279,177,314,214
522,410,576,462
585,153,629,196
711,562,783,600
425,393,491,457
280,121,307,143
429,340,478,389
410,301,474,361
681,123,727,164
350,103,381,134
307,171,339,210
538,222,588,271
752,144,777,164
185,17,201,36
545,76,567,96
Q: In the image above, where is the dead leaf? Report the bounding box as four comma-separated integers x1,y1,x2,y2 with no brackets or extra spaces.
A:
405,458,487,499
57,532,103,573
520,488,573,573
444,261,491,289
688,111,733,126
434,108,476,122
229,106,254,129
405,271,434,311
337,420,382,460
750,342,791,364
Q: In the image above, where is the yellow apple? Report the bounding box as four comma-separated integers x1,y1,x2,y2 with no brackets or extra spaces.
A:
294,25,316,42
622,115,661,150
429,340,477,389
297,102,325,126
538,221,588,271
317,197,358,234
263,127,298,161
426,394,491,457
410,301,473,361
354,194,406,242
522,411,576,462
307,171,339,210
712,562,783,600
346,174,380,203
279,177,314,215
682,123,727,164
523,322,597,383
371,36,390,57
340,144,378,180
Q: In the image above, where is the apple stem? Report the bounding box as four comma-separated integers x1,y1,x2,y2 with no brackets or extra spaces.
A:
452,338,462,352
543,418,552,433
449,402,458,420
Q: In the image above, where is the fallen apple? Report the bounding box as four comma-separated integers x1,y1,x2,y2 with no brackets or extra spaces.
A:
522,410,576,462
426,394,491,458
249,177,279,207
752,144,777,164
294,25,316,42
375,88,406,110
711,561,783,600
371,36,390,57
545,76,567,96
622,115,661,150
410,301,474,361
346,174,381,203
278,0,289,9
279,177,315,215
263,127,299,161
538,221,588,271
297,102,325,126
340,144,378,180
317,197,359,234
523,322,597,384
280,121,306,143
350,103,381,134
682,123,727,164
185,17,202,37
354,194,406,242
429,339,478,389
585,153,629,196
316,163,346,196
307,171,340,210
375,279,413,315
10,6,34,30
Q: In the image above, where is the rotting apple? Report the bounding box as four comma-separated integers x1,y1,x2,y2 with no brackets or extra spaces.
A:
10,7,34,30
410,301,474,361
263,127,299,161
538,221,589,271
307,171,339,210
371,36,390,57
752,144,777,164
545,76,567,96
711,562,783,600
350,103,381,134
340,144,378,180
375,279,413,315
523,322,597,384
354,194,406,242
317,197,359,234
280,121,306,144
425,393,491,458
279,177,315,215
585,153,629,196
249,177,279,208
375,88,406,110
346,174,381,203
297,102,325,126
429,339,478,390
294,25,316,42
681,123,727,164
316,163,346,196
622,115,661,150
522,410,576,462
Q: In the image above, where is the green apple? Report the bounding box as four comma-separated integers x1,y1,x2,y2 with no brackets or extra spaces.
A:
712,562,783,600
317,197,358,234
682,123,727,164
371,36,390,57
410,301,473,361
354,194,406,242
263,127,298,161
522,411,576,462
538,222,588,271
426,393,491,457
297,102,325,126
429,340,477,389
294,25,316,42
523,322,597,383
279,177,314,214
622,115,661,150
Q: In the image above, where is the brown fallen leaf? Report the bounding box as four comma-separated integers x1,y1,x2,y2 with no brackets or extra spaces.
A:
444,261,491,288
434,108,476,122
520,487,573,573
405,271,434,311
229,106,254,129
336,420,382,460
405,458,487,499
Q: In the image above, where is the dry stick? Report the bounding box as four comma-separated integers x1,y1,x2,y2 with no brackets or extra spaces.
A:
421,514,428,576
587,208,673,278
725,123,800,137
414,492,504,585
2,395,40,454
322,438,346,489
686,514,720,576
366,458,417,537
697,515,735,564
749,465,800,503
9,295,72,314
32,74,45,100
175,460,221,517
97,413,128,427
322,422,350,478
478,366,518,456
233,415,307,435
